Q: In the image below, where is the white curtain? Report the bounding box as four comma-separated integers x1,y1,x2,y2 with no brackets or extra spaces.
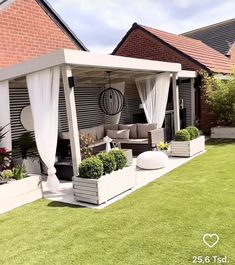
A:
105,82,125,124
135,73,170,128
26,67,60,193
0,81,12,150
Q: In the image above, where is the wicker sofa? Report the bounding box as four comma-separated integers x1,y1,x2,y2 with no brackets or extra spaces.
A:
57,123,165,157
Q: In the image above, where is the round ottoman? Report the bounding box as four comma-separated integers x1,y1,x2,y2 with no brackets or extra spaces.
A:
136,151,168,169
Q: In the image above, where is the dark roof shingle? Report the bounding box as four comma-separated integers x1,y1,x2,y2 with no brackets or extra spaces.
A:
182,18,235,55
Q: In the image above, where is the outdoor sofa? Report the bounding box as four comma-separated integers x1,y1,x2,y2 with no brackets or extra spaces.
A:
57,123,165,157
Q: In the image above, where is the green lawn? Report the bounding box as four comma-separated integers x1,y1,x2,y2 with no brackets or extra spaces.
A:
0,140,234,265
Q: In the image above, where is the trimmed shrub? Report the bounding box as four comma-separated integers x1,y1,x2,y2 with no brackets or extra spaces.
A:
109,148,127,170
97,152,116,175
186,126,200,140
175,129,190,141
79,156,103,179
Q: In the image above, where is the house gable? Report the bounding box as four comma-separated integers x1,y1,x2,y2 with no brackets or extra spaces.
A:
0,0,87,68
113,26,202,72
113,23,233,74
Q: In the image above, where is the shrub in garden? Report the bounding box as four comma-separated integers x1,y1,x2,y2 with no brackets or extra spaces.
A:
12,165,28,180
0,169,14,180
109,148,127,170
97,152,116,175
175,129,190,141
186,126,199,140
79,156,103,179
201,70,235,126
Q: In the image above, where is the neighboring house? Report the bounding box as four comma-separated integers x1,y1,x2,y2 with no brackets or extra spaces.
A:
0,0,89,147
182,18,235,61
112,23,234,134
0,0,143,152
0,0,87,69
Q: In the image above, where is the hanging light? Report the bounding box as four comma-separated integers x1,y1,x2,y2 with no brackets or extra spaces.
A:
98,71,125,116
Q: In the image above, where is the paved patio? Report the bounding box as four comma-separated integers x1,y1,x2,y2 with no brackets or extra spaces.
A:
43,152,205,209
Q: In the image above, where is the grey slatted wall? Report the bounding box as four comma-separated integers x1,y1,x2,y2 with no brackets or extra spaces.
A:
59,85,105,132
120,98,141,124
179,81,192,126
9,87,30,141
9,85,141,145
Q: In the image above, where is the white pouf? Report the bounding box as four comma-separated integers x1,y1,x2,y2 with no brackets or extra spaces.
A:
136,151,168,169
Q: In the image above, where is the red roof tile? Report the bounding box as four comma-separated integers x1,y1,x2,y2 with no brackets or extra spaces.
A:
141,24,234,74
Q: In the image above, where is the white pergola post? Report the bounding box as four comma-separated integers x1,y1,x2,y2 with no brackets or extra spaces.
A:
62,66,81,176
172,73,180,132
190,78,196,125
0,81,12,150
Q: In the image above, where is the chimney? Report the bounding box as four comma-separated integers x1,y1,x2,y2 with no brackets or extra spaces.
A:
227,42,235,63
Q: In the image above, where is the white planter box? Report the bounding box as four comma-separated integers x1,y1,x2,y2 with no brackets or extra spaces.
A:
211,127,235,139
0,175,43,214
170,135,205,157
73,166,136,205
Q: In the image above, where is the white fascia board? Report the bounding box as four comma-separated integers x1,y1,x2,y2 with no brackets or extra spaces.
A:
63,49,181,73
0,49,66,82
0,48,181,82
178,70,197,78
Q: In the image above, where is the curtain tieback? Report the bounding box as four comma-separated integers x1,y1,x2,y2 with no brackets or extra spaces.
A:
47,167,56,175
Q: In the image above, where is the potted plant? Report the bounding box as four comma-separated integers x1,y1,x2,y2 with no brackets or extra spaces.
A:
73,149,135,205
13,132,41,174
170,126,205,157
0,164,42,214
157,141,170,156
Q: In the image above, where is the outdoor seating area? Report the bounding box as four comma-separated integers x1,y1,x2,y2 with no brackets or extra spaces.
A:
57,123,165,157
1,1,235,264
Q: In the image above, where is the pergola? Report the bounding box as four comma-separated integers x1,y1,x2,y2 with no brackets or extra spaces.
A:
0,49,196,190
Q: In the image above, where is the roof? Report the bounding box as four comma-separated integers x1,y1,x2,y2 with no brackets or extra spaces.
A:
126,23,233,74
182,18,235,55
0,49,182,82
36,0,88,51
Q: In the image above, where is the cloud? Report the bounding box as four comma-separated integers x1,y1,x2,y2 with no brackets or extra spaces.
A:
47,0,235,53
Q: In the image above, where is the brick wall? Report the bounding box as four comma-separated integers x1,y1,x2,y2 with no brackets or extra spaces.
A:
0,0,79,68
114,28,202,71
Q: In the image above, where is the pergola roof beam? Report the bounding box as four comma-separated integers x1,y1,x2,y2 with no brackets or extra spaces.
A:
0,49,181,82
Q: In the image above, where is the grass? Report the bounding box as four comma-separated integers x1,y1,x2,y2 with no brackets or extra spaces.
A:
0,140,235,265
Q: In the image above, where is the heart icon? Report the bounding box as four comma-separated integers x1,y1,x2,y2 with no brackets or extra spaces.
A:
203,233,219,248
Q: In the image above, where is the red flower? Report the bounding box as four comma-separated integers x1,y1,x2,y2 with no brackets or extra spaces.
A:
0,148,7,154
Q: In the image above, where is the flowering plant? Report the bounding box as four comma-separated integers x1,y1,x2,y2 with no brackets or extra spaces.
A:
80,133,95,159
157,141,169,151
0,147,11,171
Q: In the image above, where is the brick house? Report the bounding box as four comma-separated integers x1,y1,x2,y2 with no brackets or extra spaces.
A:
0,0,89,145
112,23,234,134
0,0,87,69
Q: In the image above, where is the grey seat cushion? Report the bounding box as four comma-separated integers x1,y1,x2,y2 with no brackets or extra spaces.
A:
137,123,157,138
107,129,130,139
119,124,137,139
112,138,148,144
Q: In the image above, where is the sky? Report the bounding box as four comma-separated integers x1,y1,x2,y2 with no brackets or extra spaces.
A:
47,0,235,53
